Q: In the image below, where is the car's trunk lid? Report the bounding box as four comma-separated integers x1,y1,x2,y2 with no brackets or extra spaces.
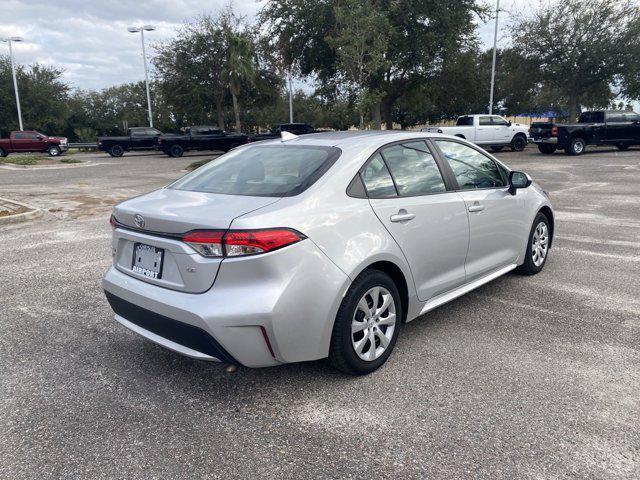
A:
111,188,281,293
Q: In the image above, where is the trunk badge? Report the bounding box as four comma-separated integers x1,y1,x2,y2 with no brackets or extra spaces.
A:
134,214,145,229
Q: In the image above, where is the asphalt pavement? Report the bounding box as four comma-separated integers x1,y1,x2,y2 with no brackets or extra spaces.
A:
0,146,638,479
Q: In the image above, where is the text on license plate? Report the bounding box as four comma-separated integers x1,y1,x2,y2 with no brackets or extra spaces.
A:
132,243,164,279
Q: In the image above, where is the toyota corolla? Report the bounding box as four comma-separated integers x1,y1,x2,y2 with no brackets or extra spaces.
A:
103,131,554,375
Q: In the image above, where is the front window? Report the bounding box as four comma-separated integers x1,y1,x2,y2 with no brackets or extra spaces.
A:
170,145,340,197
479,116,492,126
491,116,509,126
435,140,506,190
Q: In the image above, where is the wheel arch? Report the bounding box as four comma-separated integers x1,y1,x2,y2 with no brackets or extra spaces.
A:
454,134,466,139
357,260,410,323
538,205,555,247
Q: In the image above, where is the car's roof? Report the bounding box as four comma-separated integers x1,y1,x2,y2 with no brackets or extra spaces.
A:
258,130,444,148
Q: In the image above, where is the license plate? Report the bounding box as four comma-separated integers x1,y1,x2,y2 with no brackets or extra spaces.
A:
132,243,164,279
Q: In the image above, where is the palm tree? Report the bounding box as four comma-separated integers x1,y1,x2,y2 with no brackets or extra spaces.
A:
226,32,256,132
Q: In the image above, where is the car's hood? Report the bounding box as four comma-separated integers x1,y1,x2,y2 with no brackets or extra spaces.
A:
113,188,282,234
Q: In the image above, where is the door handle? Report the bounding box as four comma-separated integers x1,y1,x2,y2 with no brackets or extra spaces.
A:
468,204,485,213
390,211,415,222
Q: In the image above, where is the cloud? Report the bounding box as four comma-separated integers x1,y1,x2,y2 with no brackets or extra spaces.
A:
2,0,534,91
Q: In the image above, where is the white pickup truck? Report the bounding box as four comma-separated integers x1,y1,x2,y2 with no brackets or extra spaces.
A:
422,114,530,152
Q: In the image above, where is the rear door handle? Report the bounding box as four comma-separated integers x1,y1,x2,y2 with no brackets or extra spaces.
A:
390,212,416,223
468,204,485,213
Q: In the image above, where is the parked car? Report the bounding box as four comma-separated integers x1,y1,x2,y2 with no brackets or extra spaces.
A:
103,131,554,375
97,127,163,157
530,110,640,155
158,126,250,157
422,115,529,152
251,123,316,141
0,130,68,157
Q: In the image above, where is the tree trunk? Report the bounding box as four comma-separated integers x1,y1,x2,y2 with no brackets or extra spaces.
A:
359,112,364,130
371,102,382,130
382,98,393,130
568,93,579,122
216,96,225,130
231,87,241,132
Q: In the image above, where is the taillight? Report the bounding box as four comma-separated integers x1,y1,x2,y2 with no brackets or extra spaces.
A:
182,230,225,257
551,126,558,137
181,228,304,257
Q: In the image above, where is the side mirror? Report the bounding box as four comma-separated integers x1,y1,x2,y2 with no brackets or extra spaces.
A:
508,170,532,195
37,135,44,140
507,120,512,127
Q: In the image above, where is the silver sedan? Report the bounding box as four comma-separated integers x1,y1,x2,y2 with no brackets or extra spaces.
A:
103,131,554,375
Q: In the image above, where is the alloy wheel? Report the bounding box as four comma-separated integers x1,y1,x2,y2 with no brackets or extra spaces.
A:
531,221,549,267
351,286,396,361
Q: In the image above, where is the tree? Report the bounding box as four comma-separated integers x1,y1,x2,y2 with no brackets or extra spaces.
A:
0,56,69,135
510,0,640,121
261,0,486,129
224,28,258,132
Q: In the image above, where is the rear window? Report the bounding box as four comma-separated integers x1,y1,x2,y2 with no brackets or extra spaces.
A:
578,112,604,123
456,116,473,126
169,145,340,197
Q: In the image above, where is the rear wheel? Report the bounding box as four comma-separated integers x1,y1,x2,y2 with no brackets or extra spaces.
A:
490,145,504,152
510,134,527,152
109,145,124,157
565,137,586,156
617,143,630,151
516,212,550,275
0,147,7,158
47,145,61,157
537,144,557,154
168,145,184,157
329,270,401,375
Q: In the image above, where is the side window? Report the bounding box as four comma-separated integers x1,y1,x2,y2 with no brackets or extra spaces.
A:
25,132,38,140
456,116,473,126
491,116,509,126
361,153,397,198
435,140,506,190
607,113,626,123
625,113,640,122
14,133,25,139
380,141,446,196
479,116,492,126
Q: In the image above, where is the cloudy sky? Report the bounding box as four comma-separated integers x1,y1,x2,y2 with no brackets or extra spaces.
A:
1,0,534,92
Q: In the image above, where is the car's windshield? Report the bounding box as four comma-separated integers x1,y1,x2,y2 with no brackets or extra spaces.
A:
169,145,340,197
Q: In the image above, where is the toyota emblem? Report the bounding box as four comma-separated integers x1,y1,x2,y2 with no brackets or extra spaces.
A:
134,214,145,229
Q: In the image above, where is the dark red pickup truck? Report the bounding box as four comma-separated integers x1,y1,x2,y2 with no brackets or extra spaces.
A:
0,130,69,157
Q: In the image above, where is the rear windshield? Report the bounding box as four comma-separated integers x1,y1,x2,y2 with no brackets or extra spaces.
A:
578,111,604,123
169,145,341,197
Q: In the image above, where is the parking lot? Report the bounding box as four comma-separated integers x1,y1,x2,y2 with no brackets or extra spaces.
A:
1,146,638,479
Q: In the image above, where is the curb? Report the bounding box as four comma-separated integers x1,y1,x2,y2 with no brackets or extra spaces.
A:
0,196,43,226
0,160,91,170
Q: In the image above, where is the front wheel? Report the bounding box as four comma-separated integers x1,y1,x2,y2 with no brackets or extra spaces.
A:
516,212,551,275
168,145,184,157
0,147,7,158
565,137,586,156
109,145,124,157
48,145,62,157
328,270,401,375
537,144,557,155
510,134,527,152
617,143,630,151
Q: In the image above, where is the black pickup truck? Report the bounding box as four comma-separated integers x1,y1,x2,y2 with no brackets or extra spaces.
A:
97,127,163,157
250,123,316,141
531,110,640,155
158,126,250,157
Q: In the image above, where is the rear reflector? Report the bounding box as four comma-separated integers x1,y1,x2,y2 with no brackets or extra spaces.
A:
181,228,304,257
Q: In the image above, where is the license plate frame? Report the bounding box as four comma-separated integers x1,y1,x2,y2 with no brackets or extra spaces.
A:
131,242,164,279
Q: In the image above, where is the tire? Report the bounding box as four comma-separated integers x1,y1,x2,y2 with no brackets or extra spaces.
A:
0,147,7,158
490,146,504,152
516,212,551,275
616,143,630,151
510,134,527,152
228,143,240,151
565,137,586,156
47,145,61,157
109,145,124,157
168,145,184,157
328,269,402,375
537,144,557,155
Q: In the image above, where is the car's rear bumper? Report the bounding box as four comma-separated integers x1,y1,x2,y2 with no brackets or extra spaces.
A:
102,239,350,368
532,137,558,144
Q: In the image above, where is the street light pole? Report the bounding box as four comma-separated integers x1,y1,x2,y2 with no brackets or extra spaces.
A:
2,37,24,131
128,25,155,128
288,68,294,123
489,0,500,115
